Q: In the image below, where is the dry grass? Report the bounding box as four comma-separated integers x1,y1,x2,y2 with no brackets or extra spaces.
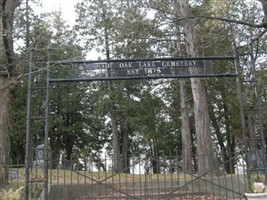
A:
5,168,247,199
0,187,24,200
9,167,194,185
171,194,245,199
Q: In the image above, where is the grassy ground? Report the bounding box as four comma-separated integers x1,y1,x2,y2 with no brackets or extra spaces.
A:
9,167,195,185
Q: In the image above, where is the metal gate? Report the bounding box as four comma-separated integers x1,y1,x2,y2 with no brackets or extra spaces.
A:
25,45,266,199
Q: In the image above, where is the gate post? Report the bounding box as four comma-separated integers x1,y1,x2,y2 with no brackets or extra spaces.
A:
25,48,34,200
44,48,51,200
235,40,267,191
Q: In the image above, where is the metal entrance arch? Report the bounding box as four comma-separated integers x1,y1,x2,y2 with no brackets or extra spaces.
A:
25,47,266,200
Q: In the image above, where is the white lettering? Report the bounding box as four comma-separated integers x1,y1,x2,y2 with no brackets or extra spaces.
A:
119,62,133,68
162,61,167,67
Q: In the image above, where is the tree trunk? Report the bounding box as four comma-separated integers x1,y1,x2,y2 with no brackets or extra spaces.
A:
102,5,122,172
223,96,236,174
178,0,219,175
209,108,229,172
51,145,60,169
151,138,160,174
0,0,21,185
111,111,121,172
64,135,74,160
0,79,12,185
175,21,192,173
180,79,192,172
121,117,129,173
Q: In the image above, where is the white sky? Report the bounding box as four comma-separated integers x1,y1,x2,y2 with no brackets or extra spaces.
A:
36,0,102,59
39,0,79,25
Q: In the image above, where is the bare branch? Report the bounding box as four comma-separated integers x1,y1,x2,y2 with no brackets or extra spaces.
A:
173,15,266,29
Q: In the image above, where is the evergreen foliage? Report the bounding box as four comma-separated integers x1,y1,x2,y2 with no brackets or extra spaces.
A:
7,0,267,174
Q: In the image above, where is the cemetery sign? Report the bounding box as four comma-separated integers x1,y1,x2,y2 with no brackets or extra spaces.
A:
50,57,237,82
